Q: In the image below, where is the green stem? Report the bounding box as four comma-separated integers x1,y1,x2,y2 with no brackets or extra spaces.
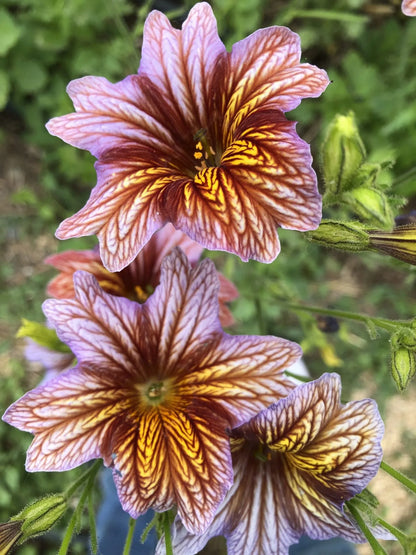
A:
393,164,416,187
163,512,173,555
284,370,310,383
58,508,79,555
380,460,416,494
375,517,407,544
63,460,102,500
280,302,409,333
346,502,388,555
284,9,368,23
122,518,137,555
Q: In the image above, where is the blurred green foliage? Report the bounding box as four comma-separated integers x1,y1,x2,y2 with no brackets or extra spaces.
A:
1,0,416,552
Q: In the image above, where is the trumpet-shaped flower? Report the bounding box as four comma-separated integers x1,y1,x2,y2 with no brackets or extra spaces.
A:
402,0,416,16
157,373,385,553
3,249,301,534
46,2,329,271
45,223,238,326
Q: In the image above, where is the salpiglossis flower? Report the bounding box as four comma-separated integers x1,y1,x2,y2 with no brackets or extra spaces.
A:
45,223,238,326
2,249,301,534
46,2,329,271
157,373,385,553
402,0,416,16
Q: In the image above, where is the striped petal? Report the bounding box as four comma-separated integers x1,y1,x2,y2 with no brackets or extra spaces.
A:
402,0,416,16
164,111,321,262
46,2,328,270
112,405,232,534
3,249,302,534
42,272,146,379
139,2,226,132
158,373,385,554
2,365,133,471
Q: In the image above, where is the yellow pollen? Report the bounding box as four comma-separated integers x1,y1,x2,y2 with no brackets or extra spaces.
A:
193,128,217,171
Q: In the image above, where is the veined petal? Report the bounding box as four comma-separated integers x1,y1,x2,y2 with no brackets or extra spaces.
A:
164,112,320,263
179,334,301,428
251,373,342,450
402,0,416,16
225,25,329,138
46,76,177,159
160,374,385,554
140,2,226,132
45,249,125,298
143,249,223,375
112,405,232,533
43,271,146,378
56,160,179,271
2,365,133,471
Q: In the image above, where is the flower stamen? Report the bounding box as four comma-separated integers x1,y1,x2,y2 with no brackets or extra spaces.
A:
193,128,217,170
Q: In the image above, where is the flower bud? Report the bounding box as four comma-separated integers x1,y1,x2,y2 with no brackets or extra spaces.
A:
322,112,366,194
11,494,66,542
306,220,370,252
369,225,416,265
344,187,393,228
390,330,416,391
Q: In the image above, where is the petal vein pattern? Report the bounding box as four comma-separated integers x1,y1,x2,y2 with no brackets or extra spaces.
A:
46,2,329,271
3,249,301,534
157,373,385,554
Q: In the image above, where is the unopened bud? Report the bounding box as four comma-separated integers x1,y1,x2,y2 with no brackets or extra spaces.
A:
306,220,370,252
344,187,393,228
11,494,66,542
391,330,416,391
369,225,416,265
322,112,366,194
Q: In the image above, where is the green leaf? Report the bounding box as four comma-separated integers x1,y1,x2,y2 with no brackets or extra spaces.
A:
16,319,71,354
0,8,20,56
12,58,48,93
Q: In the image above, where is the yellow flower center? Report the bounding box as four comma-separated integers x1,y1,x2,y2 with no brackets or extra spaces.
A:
193,128,217,171
139,378,175,408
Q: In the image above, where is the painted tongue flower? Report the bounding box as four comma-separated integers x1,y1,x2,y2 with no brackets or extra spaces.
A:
46,2,329,272
45,223,238,326
157,373,385,553
2,249,301,534
402,0,416,16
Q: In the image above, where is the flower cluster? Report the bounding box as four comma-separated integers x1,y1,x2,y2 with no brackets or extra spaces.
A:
2,3,389,554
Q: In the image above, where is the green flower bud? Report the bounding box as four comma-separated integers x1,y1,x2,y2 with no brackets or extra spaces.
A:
344,187,393,228
306,220,370,252
11,494,66,543
391,331,416,391
369,225,416,265
322,112,366,194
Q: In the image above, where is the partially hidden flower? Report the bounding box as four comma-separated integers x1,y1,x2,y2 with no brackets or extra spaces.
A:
46,2,329,271
157,373,385,554
45,223,238,326
402,0,416,16
369,225,416,265
0,521,22,554
2,249,301,534
24,339,75,383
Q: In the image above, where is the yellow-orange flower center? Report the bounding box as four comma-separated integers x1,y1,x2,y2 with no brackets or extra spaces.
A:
139,378,175,408
193,128,217,171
